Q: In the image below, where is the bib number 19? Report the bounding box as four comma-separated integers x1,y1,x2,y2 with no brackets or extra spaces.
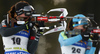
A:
11,37,21,45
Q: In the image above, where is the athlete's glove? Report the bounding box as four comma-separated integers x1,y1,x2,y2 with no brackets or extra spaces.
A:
25,21,35,30
36,21,45,36
91,33,99,47
81,30,90,41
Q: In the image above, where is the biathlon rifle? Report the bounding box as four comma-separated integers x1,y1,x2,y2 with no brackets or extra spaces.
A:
31,9,100,42
32,8,68,35
31,8,93,36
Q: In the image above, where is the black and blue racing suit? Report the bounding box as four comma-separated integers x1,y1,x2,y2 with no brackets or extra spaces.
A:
0,19,40,54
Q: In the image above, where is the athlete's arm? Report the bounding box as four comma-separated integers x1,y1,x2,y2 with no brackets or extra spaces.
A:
28,21,44,54
0,19,27,36
85,40,96,54
27,29,40,54
58,32,82,46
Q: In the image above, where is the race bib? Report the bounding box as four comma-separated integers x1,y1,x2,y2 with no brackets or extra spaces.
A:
61,45,86,54
2,35,29,52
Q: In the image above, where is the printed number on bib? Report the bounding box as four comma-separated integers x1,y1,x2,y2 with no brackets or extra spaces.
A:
72,47,81,53
11,37,21,45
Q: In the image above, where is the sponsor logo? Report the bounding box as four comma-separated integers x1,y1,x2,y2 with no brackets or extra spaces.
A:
18,31,28,36
6,52,28,54
84,35,89,37
93,29,100,33
54,27,62,31
54,28,58,31
75,42,83,45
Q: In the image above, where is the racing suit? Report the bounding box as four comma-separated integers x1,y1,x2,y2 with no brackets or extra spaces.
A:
0,19,40,54
58,31,96,54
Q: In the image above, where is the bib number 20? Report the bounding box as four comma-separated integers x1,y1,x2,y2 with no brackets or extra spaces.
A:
72,47,81,53
11,37,21,45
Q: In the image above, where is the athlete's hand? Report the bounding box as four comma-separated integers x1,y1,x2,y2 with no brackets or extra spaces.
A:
36,21,45,36
81,30,90,41
25,21,35,30
37,29,44,36
91,33,99,47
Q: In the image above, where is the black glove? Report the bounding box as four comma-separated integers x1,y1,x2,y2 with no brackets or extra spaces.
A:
81,30,90,41
25,21,35,30
37,29,44,36
90,33,99,47
36,21,45,36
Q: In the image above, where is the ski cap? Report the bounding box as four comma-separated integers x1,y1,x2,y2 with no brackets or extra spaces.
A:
73,14,89,27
